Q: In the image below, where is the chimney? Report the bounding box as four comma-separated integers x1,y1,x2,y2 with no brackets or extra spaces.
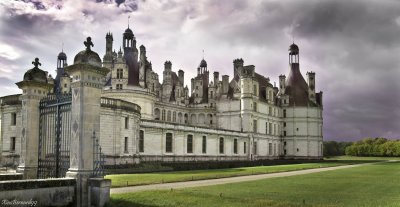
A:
222,75,229,94
178,70,184,86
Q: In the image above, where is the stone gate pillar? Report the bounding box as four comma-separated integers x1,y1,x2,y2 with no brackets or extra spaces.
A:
16,58,53,179
65,37,109,207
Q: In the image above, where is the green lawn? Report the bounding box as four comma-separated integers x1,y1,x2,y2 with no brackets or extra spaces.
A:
108,161,400,207
325,155,400,161
106,161,365,188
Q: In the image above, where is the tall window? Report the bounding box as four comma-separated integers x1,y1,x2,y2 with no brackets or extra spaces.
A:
253,85,257,95
274,124,276,135
253,141,257,155
187,135,193,153
284,131,287,136
11,113,16,126
117,69,123,79
202,136,207,154
283,109,286,118
269,123,272,135
10,137,16,152
125,117,129,129
269,107,272,115
219,137,224,154
124,137,128,153
167,111,171,122
244,142,247,154
166,133,173,153
268,143,272,155
116,84,123,90
253,102,257,112
274,144,277,155
139,130,144,152
162,109,166,121
265,122,268,134
253,120,257,133
233,139,238,154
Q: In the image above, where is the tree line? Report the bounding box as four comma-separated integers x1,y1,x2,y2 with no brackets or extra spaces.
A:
324,138,400,157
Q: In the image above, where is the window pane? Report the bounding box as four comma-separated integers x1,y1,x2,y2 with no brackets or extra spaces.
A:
139,130,144,152
202,136,207,154
166,133,173,153
219,137,224,154
187,135,193,153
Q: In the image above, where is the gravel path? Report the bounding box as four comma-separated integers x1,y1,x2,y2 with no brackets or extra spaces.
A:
111,162,375,194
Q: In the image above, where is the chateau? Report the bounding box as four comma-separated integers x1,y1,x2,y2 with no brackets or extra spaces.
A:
0,25,323,168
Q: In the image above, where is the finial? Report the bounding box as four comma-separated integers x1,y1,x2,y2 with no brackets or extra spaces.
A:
62,42,64,52
128,15,130,29
32,58,41,69
202,49,205,60
84,37,94,51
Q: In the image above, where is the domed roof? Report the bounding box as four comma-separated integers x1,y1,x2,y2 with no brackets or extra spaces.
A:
123,27,134,39
23,58,48,84
199,59,207,68
289,43,299,55
125,27,133,34
58,51,67,59
73,37,102,67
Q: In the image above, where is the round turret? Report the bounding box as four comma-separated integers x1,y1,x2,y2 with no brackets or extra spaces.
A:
73,37,102,67
58,51,67,60
124,28,134,39
199,59,207,68
289,43,299,55
23,58,48,84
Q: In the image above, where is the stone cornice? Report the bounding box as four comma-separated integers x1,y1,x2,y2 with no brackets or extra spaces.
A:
15,80,53,90
65,63,109,76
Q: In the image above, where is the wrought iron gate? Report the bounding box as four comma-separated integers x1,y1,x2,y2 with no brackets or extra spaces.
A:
38,93,72,179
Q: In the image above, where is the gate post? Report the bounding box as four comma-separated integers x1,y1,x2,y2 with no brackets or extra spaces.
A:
16,58,53,179
65,37,109,207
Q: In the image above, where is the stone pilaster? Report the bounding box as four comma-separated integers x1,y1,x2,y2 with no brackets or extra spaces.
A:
15,82,52,179
65,63,108,207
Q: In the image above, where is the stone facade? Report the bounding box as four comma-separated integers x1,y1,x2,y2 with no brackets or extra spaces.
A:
0,27,323,168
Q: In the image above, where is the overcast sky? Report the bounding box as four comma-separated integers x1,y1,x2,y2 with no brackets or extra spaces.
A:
0,0,399,141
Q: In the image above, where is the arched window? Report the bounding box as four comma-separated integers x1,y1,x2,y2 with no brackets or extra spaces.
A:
219,137,224,154
173,111,176,122
178,112,182,123
154,108,160,120
184,113,188,124
187,135,193,153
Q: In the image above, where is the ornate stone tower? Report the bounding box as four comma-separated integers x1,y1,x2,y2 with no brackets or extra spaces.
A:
55,50,67,92
65,37,109,206
123,26,140,86
16,58,53,179
103,32,114,69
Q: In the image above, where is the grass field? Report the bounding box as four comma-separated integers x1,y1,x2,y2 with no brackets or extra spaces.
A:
108,161,400,207
325,155,400,161
106,162,359,188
